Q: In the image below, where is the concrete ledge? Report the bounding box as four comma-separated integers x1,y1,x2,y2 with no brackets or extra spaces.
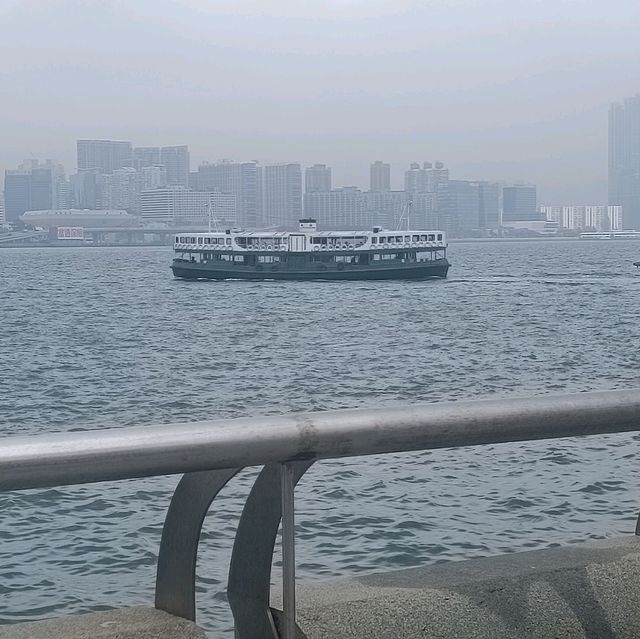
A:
295,536,640,639
0,606,207,639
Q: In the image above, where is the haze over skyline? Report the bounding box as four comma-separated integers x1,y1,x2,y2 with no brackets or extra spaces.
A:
1,0,639,202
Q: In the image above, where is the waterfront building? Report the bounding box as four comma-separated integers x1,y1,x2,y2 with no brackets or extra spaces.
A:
262,163,302,228
133,147,161,170
561,206,584,230
609,95,640,229
370,161,390,192
539,205,562,225
197,160,260,228
502,220,560,235
540,205,623,231
140,187,236,228
587,205,622,231
0,193,4,225
77,140,132,173
21,209,138,229
502,185,539,222
160,145,190,187
304,164,332,193
303,187,367,229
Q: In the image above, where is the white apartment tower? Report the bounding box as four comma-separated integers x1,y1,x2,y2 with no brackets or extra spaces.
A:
263,164,302,228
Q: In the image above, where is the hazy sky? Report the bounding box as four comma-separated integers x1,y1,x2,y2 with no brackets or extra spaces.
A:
1,0,639,202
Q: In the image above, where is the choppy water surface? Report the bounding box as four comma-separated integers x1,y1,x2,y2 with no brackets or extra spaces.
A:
1,240,639,636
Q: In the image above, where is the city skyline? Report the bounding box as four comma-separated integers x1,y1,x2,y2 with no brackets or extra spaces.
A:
0,134,624,205
2,1,639,204
2,141,625,235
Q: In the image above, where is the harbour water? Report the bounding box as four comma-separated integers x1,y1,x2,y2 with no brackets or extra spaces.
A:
1,240,640,637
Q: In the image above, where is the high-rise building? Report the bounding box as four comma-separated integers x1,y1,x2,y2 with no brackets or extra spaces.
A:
197,160,260,228
502,185,539,222
304,164,332,193
140,187,236,228
436,180,500,235
3,160,67,223
70,170,105,210
405,161,448,195
304,187,367,229
262,164,302,228
3,171,31,223
102,167,139,213
133,147,161,170
160,145,190,187
0,193,5,225
609,95,640,229
476,182,501,231
139,166,168,191
77,140,132,173
31,161,66,210
370,161,390,192
363,190,407,229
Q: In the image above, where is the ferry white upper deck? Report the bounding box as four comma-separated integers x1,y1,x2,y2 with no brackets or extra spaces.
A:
174,220,446,253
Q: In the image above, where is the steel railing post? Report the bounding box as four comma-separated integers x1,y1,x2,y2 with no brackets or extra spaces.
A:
280,462,297,639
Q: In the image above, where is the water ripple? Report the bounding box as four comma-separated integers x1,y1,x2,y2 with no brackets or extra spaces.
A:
0,241,639,637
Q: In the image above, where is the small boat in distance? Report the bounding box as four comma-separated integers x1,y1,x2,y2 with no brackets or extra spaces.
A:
171,219,450,281
634,261,640,268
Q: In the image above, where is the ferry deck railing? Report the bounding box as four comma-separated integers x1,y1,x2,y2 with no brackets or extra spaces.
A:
1,390,640,638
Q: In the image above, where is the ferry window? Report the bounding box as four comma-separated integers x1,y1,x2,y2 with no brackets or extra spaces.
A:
226,238,232,245
395,236,402,243
404,235,410,242
412,235,419,242
190,237,196,243
371,237,377,244
428,234,435,241
437,234,443,241
175,236,179,242
420,235,427,241
197,237,203,244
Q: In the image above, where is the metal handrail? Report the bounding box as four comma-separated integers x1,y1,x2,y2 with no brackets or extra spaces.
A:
2,389,640,639
2,390,640,491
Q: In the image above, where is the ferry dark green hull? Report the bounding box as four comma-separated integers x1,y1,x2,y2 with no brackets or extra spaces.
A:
171,258,449,281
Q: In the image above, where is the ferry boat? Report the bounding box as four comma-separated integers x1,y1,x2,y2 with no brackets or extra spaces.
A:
171,219,449,281
579,230,640,240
